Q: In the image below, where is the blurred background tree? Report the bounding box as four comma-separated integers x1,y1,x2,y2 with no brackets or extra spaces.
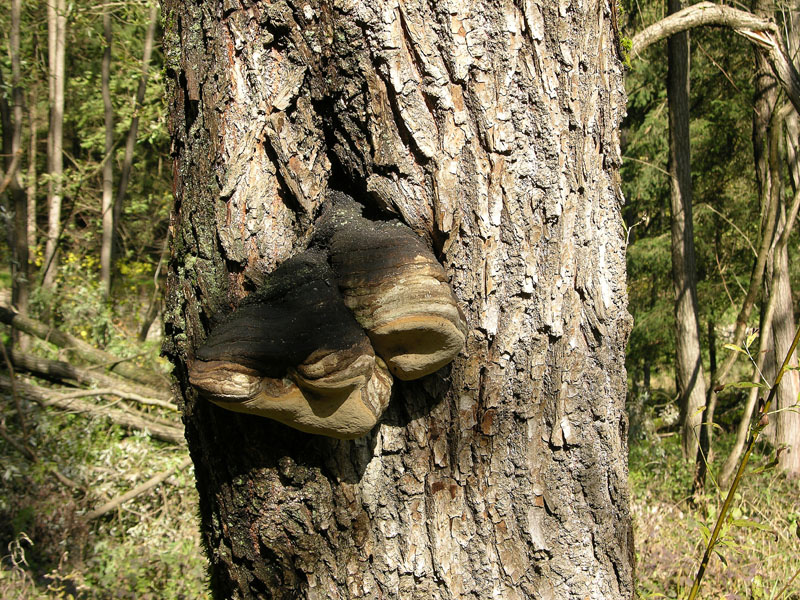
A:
0,2,207,598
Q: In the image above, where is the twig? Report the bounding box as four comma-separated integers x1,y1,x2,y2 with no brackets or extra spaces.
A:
48,387,177,411
81,350,154,373
773,563,800,599
0,418,81,489
687,323,800,600
696,202,757,257
84,456,192,520
0,418,36,461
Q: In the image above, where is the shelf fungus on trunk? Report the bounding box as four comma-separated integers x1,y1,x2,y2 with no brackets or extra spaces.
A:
316,193,468,381
188,251,393,439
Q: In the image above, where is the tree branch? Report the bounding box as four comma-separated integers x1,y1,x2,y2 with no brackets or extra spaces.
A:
0,305,169,389
50,387,177,411
631,1,800,114
84,456,192,520
0,148,22,196
9,348,173,404
0,375,184,445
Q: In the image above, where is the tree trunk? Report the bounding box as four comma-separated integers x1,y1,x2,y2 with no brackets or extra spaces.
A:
42,0,66,291
1,0,28,318
100,8,114,298
27,89,37,252
766,206,800,474
718,131,781,487
692,318,717,494
110,2,159,281
752,12,781,445
751,0,800,476
163,0,634,598
774,3,800,476
667,0,707,461
719,3,791,485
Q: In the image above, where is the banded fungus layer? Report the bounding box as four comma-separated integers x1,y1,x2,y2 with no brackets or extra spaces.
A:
188,196,466,438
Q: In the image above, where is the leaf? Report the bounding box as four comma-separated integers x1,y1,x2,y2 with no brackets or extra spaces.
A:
730,518,773,532
746,331,759,348
714,548,728,567
730,381,767,389
693,405,707,417
699,524,711,544
750,458,778,474
723,343,746,354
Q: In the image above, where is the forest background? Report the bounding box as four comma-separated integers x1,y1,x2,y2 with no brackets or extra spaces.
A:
0,0,798,598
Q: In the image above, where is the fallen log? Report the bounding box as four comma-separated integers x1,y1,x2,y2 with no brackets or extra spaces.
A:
0,375,184,445
0,306,169,389
9,349,176,409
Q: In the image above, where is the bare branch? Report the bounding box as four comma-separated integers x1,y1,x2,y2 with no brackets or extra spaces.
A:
84,456,192,520
0,375,185,445
631,1,800,114
50,387,177,411
0,305,169,389
9,349,173,403
0,148,22,195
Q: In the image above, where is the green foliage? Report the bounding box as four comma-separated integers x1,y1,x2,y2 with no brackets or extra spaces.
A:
0,0,171,298
0,2,199,598
0,407,209,600
621,0,763,397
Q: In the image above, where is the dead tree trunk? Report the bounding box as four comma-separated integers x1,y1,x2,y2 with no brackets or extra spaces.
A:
162,0,634,598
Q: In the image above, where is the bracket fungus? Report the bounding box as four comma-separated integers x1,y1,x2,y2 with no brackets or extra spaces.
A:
188,194,467,439
188,252,393,439
317,194,467,381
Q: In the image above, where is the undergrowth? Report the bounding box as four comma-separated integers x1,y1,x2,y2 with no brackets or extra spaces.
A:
0,259,207,599
0,405,209,599
630,433,800,599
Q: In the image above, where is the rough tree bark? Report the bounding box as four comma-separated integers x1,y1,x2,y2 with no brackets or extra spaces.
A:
163,0,634,598
667,0,706,461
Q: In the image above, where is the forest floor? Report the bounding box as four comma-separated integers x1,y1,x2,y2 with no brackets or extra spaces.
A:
1,337,798,599
630,428,800,599
0,399,210,599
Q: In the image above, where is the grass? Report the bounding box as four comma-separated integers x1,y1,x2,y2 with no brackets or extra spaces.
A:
630,432,800,599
